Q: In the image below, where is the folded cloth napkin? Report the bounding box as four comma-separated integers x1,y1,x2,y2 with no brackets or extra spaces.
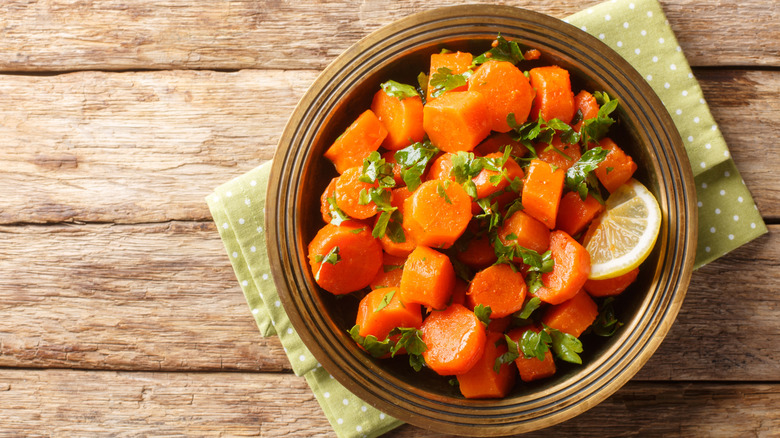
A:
206,0,768,436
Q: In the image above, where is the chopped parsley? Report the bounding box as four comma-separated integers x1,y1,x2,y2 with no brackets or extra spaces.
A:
394,141,439,191
472,34,525,66
380,80,420,100
429,67,472,98
565,146,608,200
314,246,340,281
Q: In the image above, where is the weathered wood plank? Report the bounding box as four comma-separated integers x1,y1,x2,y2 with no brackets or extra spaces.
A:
0,0,777,72
0,222,778,379
1,69,777,225
0,369,777,436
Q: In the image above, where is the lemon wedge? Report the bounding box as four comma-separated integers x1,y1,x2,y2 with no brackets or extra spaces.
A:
583,179,662,280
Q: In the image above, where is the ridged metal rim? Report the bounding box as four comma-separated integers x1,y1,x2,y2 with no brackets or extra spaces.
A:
267,5,696,435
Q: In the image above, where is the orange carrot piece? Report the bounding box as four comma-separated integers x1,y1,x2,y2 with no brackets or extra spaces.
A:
378,187,417,257
427,51,473,101
472,153,524,200
528,66,576,124
455,232,497,269
487,316,512,334
542,289,599,337
382,150,405,187
498,210,551,254
421,303,487,376
468,60,535,132
521,159,565,229
423,91,491,153
456,331,517,399
507,327,557,382
370,253,407,290
403,180,472,249
536,135,582,172
320,177,338,223
572,90,599,132
334,166,383,220
534,231,591,305
308,222,383,295
426,152,457,182
399,246,455,310
475,132,528,159
556,191,605,237
324,109,388,174
466,264,527,318
356,287,423,341
523,49,541,60
450,279,469,306
593,137,638,193
371,88,425,151
584,268,640,297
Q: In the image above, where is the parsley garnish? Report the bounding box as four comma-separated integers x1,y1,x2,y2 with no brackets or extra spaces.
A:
437,181,453,204
394,141,439,191
580,91,619,146
374,290,396,313
429,67,472,98
474,304,492,327
494,334,520,371
507,112,580,158
493,235,554,273
416,72,429,103
383,263,404,273
514,297,542,321
348,325,393,358
565,146,608,200
326,196,350,226
349,326,427,371
591,297,624,337
380,80,420,101
314,246,340,281
520,328,552,361
359,151,396,188
544,324,584,364
472,34,525,66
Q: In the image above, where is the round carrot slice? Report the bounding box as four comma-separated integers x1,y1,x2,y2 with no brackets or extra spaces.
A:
421,304,486,376
334,166,384,220
468,60,535,132
307,222,382,295
498,210,551,255
534,231,591,305
403,179,472,249
467,264,527,318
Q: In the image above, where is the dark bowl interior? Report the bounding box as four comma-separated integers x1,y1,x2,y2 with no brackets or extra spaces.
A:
267,5,696,435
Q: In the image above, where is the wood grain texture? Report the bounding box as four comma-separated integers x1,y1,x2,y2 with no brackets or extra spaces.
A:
1,69,777,225
0,0,777,72
0,369,777,437
1,221,777,380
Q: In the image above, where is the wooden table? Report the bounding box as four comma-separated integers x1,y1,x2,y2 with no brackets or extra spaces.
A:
1,1,777,436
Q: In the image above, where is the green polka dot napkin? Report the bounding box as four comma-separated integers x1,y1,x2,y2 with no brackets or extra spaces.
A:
206,0,766,436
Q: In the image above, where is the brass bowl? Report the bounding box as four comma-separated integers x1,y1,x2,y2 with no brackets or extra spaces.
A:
267,5,696,435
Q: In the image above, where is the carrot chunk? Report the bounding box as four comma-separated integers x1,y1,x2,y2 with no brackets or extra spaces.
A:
593,137,638,193
475,132,528,158
427,51,473,101
403,179,472,249
471,153,524,200
521,159,566,229
423,91,491,153
319,177,339,223
356,287,423,341
572,90,599,132
334,166,383,220
421,303,487,376
456,331,517,399
498,210,551,254
399,246,455,310
371,88,425,151
507,327,557,382
455,231,497,270
307,222,383,295
528,65,576,124
534,231,591,305
466,264,527,318
542,289,599,337
556,191,605,237
536,135,582,172
370,253,407,290
377,187,417,257
324,109,387,174
468,60,535,132
426,152,457,182
584,268,640,297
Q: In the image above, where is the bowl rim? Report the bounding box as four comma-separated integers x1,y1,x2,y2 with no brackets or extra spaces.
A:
267,4,697,435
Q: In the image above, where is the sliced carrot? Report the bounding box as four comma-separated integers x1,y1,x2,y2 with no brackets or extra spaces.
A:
319,177,338,223
475,132,528,159
324,109,387,174
455,232,497,270
534,231,591,305
426,152,457,182
456,331,517,399
528,66,576,124
556,191,605,237
427,51,473,101
536,135,582,172
403,179,472,249
542,289,599,337
307,222,383,295
498,210,551,254
521,159,565,229
584,267,640,297
523,49,541,60
450,279,469,306
420,303,487,376
371,88,425,151
423,91,491,153
370,253,407,290
466,264,527,318
487,316,512,334
472,153,524,200
378,187,417,257
356,287,423,340
334,166,383,220
468,60,535,132
593,137,638,193
399,246,455,310
572,90,599,132
507,326,557,382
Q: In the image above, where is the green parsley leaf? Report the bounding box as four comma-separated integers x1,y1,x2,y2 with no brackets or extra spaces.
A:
474,304,492,327
520,328,552,361
359,151,395,188
472,34,525,66
383,263,404,273
394,141,439,192
349,324,393,358
314,246,340,281
437,181,453,204
417,72,429,103
475,198,501,232
581,92,619,146
517,297,542,320
384,210,406,243
326,196,350,226
390,327,427,371
493,235,554,273
525,272,545,295
591,297,624,337
494,334,520,372
348,227,365,234
374,290,396,313
358,188,371,206
450,151,484,185
545,324,584,364
429,67,471,98
570,109,583,126
380,80,420,101
565,146,608,200
606,166,614,174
